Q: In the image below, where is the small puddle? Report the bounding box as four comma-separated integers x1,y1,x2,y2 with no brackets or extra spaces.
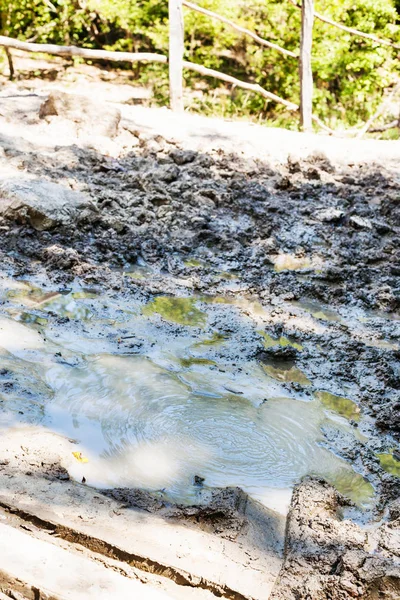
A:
142,296,207,327
323,469,374,506
261,360,311,386
291,299,342,322
315,391,361,422
124,265,156,280
7,282,96,320
183,258,208,268
179,357,217,368
376,453,400,477
192,332,229,347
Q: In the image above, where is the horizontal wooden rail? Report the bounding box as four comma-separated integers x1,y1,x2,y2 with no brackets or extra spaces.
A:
183,60,298,109
287,0,400,50
369,119,399,133
183,61,335,133
356,81,400,138
0,36,168,64
183,1,297,58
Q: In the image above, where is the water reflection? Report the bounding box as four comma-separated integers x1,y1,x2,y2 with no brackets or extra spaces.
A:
0,281,380,513
43,354,373,510
291,299,342,322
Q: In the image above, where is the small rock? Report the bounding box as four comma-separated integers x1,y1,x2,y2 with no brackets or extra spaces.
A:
340,577,360,596
170,149,197,165
39,91,121,138
194,475,205,486
0,179,93,230
350,215,372,229
305,167,321,180
158,164,180,183
316,207,344,222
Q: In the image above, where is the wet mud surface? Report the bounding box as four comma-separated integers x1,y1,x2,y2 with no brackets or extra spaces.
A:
0,78,399,598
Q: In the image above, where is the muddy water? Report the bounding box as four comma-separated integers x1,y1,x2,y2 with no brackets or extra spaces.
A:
0,279,377,514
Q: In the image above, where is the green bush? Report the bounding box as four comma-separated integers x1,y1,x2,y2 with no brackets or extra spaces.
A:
1,0,400,130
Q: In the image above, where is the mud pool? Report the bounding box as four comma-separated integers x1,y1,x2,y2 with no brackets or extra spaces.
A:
0,275,382,515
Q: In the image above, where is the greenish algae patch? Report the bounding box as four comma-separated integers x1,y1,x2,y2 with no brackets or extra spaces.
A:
260,331,303,352
201,295,232,305
72,291,98,300
377,453,400,477
323,469,374,507
7,285,61,308
125,271,146,280
142,296,207,327
17,312,49,326
180,357,217,368
193,332,229,347
262,363,311,386
292,299,341,323
316,391,360,421
183,258,206,268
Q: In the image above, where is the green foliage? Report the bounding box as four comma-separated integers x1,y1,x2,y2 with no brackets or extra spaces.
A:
1,0,400,130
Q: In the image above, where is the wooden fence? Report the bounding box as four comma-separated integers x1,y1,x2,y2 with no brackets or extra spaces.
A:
1,0,399,135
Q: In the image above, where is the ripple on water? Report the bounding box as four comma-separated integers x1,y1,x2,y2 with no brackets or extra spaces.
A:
43,354,373,511
0,284,377,514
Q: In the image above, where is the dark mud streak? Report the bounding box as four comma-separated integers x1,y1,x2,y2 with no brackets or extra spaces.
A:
0,500,250,600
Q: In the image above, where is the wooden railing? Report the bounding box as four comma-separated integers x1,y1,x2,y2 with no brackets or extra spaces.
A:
175,0,400,133
0,0,399,135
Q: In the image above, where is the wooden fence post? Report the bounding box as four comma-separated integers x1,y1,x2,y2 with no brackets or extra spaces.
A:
169,0,184,112
299,0,314,131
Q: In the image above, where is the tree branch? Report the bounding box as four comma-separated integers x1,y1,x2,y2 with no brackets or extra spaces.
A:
369,120,399,133
183,60,299,109
183,1,297,58
287,0,400,50
356,82,400,138
4,47,14,80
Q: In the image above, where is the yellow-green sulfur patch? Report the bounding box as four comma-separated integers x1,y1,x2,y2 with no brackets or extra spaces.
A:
316,391,360,421
179,357,217,368
193,332,229,347
262,363,311,386
142,296,207,327
17,312,49,326
183,258,205,268
323,469,374,507
260,331,303,352
377,453,400,477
